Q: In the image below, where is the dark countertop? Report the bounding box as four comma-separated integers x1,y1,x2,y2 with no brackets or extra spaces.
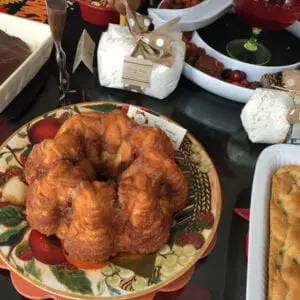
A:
0,5,298,300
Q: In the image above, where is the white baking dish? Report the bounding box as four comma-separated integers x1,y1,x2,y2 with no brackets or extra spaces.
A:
246,144,300,300
0,13,53,113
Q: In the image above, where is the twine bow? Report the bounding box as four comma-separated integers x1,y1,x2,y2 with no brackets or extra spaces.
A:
123,0,180,67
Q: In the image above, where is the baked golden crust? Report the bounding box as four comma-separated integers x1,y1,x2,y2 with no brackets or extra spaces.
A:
25,109,188,263
269,165,300,300
25,131,85,185
115,149,188,254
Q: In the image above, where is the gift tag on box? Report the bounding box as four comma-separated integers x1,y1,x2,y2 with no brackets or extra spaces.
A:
127,106,186,150
122,56,153,91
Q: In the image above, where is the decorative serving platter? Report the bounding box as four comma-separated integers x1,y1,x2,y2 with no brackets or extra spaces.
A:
0,102,222,299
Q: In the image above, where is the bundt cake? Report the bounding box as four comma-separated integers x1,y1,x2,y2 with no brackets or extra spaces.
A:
25,109,188,263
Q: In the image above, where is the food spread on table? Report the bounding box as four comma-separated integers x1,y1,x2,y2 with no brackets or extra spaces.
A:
0,0,300,299
0,30,31,85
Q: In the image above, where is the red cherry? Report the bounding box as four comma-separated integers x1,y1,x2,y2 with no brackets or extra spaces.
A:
19,249,33,261
29,230,66,265
229,70,246,82
28,118,62,144
221,69,232,80
231,81,241,86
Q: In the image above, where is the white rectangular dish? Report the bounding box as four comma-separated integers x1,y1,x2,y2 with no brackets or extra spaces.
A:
0,13,53,113
246,144,300,300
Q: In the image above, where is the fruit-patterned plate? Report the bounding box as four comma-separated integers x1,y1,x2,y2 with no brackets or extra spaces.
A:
0,102,222,299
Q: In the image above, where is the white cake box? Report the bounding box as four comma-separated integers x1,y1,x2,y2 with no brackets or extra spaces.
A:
247,144,300,300
0,13,53,113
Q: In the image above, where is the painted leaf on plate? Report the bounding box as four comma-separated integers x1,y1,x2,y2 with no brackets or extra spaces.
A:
5,155,13,164
50,266,93,295
23,144,33,159
111,253,157,279
17,131,27,138
25,259,41,280
73,105,81,114
15,241,30,257
0,222,28,243
0,206,25,227
148,267,161,285
83,104,117,113
0,151,9,159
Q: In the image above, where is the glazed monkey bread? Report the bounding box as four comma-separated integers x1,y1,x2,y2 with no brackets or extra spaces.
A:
25,109,188,263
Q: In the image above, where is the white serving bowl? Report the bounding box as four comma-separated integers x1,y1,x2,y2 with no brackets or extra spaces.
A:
183,24,300,104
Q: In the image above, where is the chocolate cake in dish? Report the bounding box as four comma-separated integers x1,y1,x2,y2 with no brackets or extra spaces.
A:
0,29,31,85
